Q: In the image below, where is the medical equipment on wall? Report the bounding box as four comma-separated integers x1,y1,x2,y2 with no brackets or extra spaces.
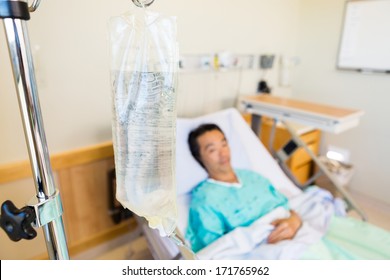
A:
0,0,69,259
238,94,367,220
257,54,275,94
278,55,290,87
179,53,255,72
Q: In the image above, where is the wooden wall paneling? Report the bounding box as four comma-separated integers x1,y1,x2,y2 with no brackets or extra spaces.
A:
0,141,114,184
58,158,116,246
0,142,140,259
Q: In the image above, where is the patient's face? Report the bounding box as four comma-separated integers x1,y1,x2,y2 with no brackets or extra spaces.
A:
197,129,232,175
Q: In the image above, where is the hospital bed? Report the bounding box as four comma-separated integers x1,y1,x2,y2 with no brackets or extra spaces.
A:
238,95,366,220
137,107,351,260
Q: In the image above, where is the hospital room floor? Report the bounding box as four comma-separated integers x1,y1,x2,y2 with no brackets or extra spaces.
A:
71,225,154,260
72,190,390,260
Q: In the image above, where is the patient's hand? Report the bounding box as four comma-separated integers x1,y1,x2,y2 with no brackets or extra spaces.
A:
267,210,302,244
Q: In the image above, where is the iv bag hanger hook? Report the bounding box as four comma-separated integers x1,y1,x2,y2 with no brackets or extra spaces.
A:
132,0,155,8
29,0,41,12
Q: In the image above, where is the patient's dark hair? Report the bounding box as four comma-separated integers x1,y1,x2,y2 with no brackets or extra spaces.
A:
188,123,224,169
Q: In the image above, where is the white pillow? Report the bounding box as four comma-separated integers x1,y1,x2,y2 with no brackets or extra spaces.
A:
175,108,301,195
176,111,232,195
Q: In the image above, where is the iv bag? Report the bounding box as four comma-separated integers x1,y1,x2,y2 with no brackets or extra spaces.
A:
109,8,178,237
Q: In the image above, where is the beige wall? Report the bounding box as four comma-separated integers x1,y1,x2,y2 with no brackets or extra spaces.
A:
1,0,389,259
293,0,390,204
1,0,389,217
0,0,300,164
0,0,301,258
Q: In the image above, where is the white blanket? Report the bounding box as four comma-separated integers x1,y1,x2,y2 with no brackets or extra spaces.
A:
196,187,346,260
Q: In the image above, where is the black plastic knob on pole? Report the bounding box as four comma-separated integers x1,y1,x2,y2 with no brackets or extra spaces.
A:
0,201,37,241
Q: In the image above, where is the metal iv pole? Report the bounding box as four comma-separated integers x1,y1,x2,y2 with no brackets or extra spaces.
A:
0,0,69,259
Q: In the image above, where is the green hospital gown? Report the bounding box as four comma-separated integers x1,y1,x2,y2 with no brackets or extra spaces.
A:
185,169,289,252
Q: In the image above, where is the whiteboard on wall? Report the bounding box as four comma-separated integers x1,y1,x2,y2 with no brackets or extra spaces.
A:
337,0,390,72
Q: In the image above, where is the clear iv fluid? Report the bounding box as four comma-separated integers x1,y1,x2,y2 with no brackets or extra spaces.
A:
111,70,177,236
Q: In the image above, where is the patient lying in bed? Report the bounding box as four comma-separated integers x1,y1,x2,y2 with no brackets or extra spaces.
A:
185,123,390,259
